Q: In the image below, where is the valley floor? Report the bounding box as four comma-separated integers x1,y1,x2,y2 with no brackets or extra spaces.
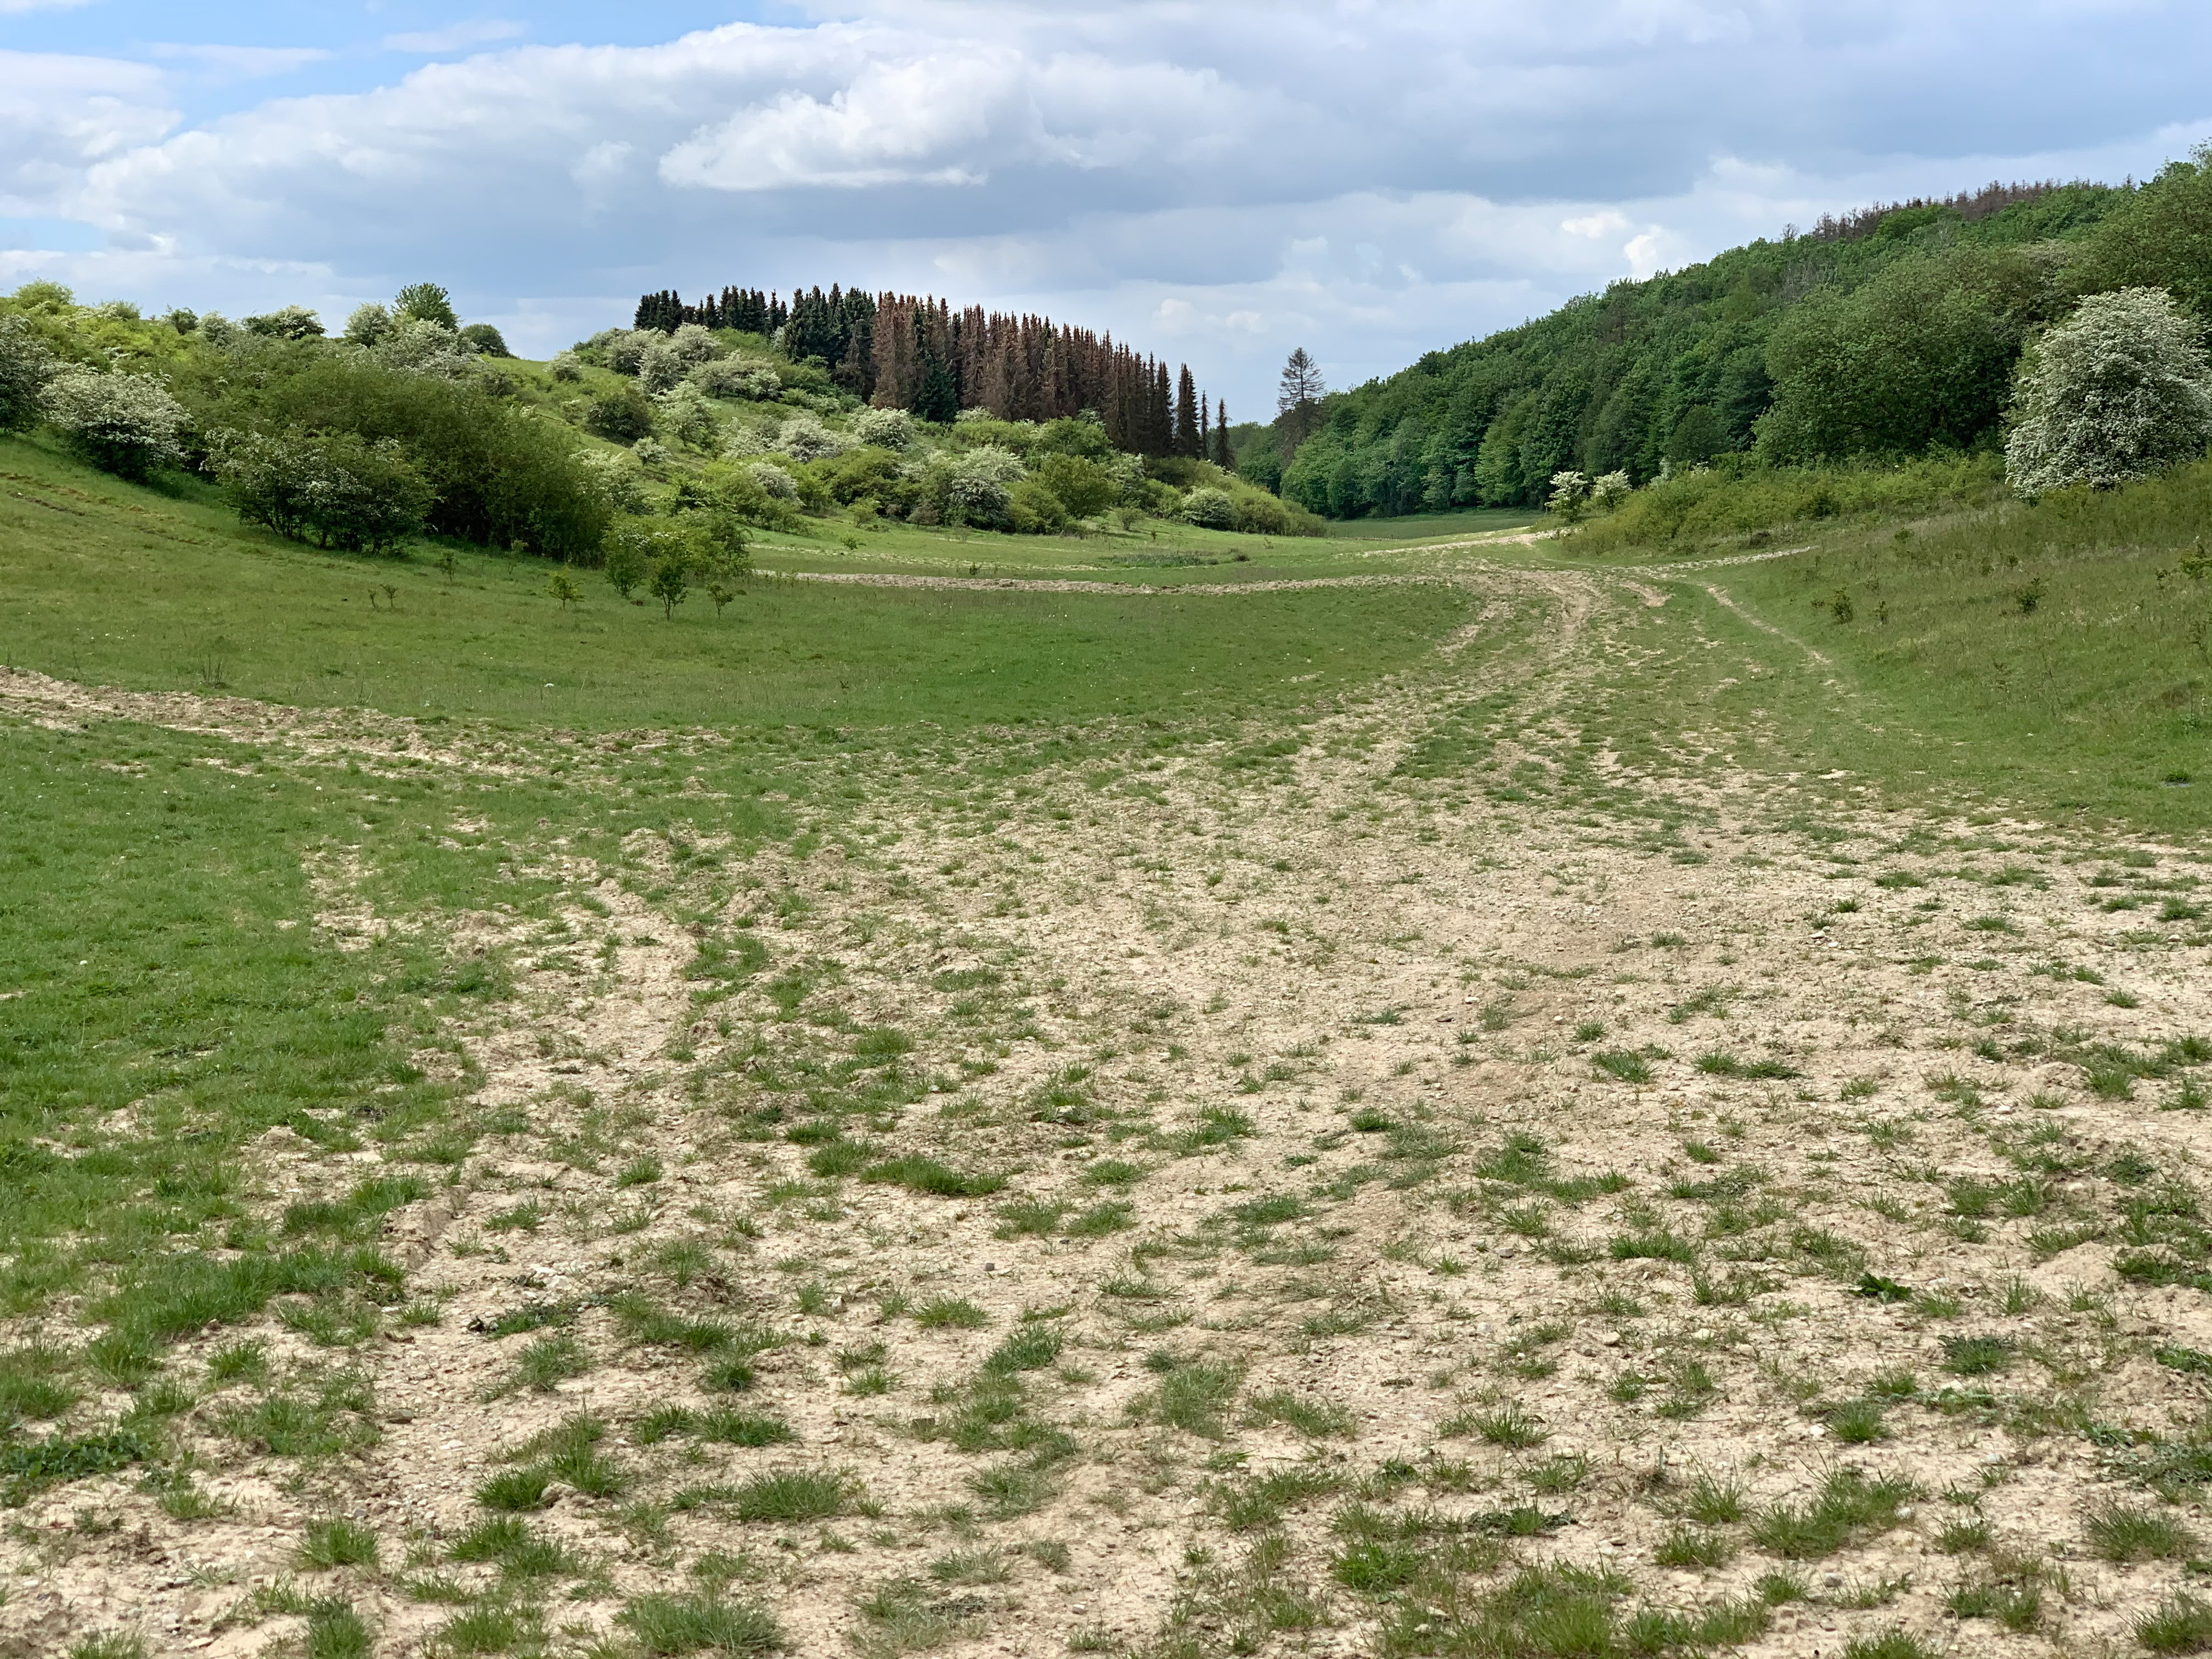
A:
6,550,2211,1659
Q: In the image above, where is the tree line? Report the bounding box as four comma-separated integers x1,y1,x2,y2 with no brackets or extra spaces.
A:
1261,149,2212,518
633,284,1234,463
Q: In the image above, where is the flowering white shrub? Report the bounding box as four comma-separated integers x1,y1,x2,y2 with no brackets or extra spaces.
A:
667,323,720,366
42,369,188,478
747,460,799,499
850,407,913,450
371,317,473,378
574,447,647,513
943,444,1025,522
1547,468,1592,522
2006,287,2212,497
1181,486,1237,529
636,340,686,394
654,383,721,449
592,329,661,376
691,358,781,400
1590,470,1633,511
774,414,850,463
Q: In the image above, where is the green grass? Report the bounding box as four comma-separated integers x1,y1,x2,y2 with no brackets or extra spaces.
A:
298,1517,379,1570
619,1592,785,1656
0,715,462,1345
913,1298,991,1330
2087,1500,2197,1562
1750,1468,1916,1559
1548,454,2212,831
731,1468,847,1523
0,434,1465,737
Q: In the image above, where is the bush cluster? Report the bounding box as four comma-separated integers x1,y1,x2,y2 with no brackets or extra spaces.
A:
208,427,433,553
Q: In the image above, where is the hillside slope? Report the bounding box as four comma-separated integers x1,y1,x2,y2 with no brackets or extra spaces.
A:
1265,149,2212,518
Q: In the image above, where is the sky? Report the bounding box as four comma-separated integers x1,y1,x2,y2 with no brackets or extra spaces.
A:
4,1,2209,413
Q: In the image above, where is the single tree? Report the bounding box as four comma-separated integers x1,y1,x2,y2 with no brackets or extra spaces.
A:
648,552,691,619
1175,364,1200,457
1214,398,1234,470
1277,348,1325,450
603,532,648,601
549,569,582,610
393,282,458,329
2006,287,2212,497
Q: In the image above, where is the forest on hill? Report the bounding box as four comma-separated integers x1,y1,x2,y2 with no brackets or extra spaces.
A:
0,273,1317,586
634,283,1239,465
1253,147,2212,518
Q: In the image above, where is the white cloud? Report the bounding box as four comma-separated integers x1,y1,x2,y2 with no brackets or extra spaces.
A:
1560,210,1631,239
0,51,176,218
383,20,527,55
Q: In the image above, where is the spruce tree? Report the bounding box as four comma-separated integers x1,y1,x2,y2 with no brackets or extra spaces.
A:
1215,398,1235,469
1175,364,1200,456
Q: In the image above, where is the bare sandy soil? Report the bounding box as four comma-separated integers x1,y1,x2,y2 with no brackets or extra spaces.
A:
8,563,2211,1659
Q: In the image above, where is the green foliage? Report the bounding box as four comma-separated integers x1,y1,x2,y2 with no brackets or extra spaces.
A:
393,283,459,330
182,352,612,558
1280,178,2125,516
298,1517,379,1570
2140,1593,2212,1653
731,1468,845,1522
585,383,656,443
0,314,54,430
1757,246,2053,462
211,427,433,554
2075,144,2212,320
1750,1468,1915,1559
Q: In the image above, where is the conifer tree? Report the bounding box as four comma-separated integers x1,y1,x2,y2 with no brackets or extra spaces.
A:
1175,364,1200,457
1278,347,1325,451
1215,398,1235,469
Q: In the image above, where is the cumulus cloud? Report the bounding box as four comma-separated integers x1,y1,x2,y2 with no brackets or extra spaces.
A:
0,52,176,217
8,2,2212,403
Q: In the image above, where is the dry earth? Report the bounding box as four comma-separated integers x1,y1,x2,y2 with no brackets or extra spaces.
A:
8,561,2212,1659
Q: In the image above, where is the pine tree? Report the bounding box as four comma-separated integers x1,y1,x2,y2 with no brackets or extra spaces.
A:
1277,347,1325,450
1214,398,1235,470
1175,365,1200,456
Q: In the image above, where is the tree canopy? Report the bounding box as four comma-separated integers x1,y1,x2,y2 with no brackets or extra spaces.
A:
1256,173,2206,518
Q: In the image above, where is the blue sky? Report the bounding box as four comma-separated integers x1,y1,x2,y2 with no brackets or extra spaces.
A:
5,2,2209,410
